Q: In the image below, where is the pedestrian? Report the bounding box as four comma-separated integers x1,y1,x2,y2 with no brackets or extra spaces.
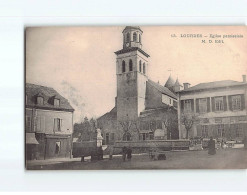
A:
127,147,132,161
109,145,114,160
243,136,247,150
208,137,216,155
122,146,127,161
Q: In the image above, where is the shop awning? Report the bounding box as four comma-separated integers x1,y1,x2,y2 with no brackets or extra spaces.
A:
26,133,39,144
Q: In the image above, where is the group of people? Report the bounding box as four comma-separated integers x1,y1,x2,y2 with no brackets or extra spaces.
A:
108,145,132,161
207,136,247,155
122,146,132,161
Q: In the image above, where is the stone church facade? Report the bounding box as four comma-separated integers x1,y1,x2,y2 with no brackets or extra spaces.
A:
97,26,180,145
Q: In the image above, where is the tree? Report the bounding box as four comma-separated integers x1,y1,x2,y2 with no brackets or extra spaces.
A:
119,120,139,141
73,116,97,142
181,112,197,139
162,107,179,140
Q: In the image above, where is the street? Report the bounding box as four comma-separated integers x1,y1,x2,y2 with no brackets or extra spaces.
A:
27,148,247,170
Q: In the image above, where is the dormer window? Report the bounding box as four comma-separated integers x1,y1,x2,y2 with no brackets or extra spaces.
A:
37,96,44,105
54,98,60,106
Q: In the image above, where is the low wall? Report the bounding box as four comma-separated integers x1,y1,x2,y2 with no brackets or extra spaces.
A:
114,140,190,151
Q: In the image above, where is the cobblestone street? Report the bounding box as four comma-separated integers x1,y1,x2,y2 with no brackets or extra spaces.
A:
27,148,247,170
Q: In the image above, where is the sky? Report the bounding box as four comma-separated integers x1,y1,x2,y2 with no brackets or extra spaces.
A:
26,26,247,123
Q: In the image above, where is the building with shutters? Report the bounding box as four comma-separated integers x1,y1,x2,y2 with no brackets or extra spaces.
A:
25,83,74,160
97,26,180,144
177,75,247,141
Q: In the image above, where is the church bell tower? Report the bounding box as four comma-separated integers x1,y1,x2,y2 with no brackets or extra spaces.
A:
114,26,150,122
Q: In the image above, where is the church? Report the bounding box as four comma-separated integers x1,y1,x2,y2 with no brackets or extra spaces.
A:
97,26,182,145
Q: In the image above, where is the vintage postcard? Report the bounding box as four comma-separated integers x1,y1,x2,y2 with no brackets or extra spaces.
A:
25,26,247,170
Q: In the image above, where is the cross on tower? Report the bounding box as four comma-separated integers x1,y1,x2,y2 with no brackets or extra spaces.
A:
168,69,172,75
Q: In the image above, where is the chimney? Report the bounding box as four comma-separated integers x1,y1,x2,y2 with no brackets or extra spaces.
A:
242,75,246,83
183,83,190,90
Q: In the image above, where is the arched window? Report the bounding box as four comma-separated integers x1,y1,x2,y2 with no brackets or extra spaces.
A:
139,60,142,72
123,132,131,141
139,34,141,43
133,32,137,41
122,60,126,73
126,33,130,42
143,63,146,74
129,59,133,71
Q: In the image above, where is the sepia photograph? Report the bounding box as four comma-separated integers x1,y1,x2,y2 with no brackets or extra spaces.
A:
25,26,247,170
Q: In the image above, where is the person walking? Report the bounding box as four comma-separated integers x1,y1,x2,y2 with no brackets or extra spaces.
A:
127,147,132,161
208,137,216,155
243,136,247,150
109,145,114,160
122,146,127,161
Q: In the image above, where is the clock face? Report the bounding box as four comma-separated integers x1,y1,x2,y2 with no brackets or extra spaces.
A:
126,43,129,47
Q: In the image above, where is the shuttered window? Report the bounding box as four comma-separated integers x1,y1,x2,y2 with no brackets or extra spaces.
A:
216,124,225,137
25,116,32,132
184,100,191,113
232,95,241,111
54,118,62,132
199,98,207,113
202,125,208,138
215,97,224,111
36,116,45,132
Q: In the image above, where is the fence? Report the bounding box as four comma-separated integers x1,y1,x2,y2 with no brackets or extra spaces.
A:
114,140,190,151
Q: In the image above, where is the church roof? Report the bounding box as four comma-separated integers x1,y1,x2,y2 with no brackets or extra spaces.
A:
148,79,177,99
164,75,175,89
180,80,247,92
122,26,143,33
139,107,177,118
174,78,182,86
97,107,117,121
115,47,150,58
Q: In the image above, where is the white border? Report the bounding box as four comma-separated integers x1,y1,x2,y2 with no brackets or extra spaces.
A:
0,0,247,192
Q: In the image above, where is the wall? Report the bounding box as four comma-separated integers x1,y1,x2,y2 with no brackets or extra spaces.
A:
178,85,247,139
116,50,149,121
26,108,73,135
145,82,164,109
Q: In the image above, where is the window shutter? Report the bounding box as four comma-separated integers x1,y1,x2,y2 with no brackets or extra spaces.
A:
180,100,184,112
208,125,213,137
213,125,218,137
223,96,227,111
196,99,199,113
54,118,57,131
191,99,194,112
228,96,232,111
207,97,210,112
224,124,230,139
197,125,202,137
230,124,236,139
211,97,215,112
241,94,245,110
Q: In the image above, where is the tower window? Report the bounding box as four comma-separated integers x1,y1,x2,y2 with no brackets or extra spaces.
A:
139,34,141,43
126,33,130,42
143,63,146,74
122,60,126,73
129,59,133,71
139,60,142,72
133,32,137,42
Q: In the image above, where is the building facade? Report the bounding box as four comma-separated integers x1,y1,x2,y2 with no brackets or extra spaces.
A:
97,26,179,144
25,83,74,160
177,76,247,141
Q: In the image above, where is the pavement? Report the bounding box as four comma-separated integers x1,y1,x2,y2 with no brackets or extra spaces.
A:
26,148,247,170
